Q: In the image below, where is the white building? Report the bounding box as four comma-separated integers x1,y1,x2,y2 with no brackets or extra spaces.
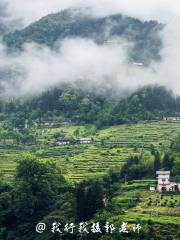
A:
57,137,71,146
162,116,180,121
133,62,144,67
150,185,156,192
78,138,92,144
156,171,180,192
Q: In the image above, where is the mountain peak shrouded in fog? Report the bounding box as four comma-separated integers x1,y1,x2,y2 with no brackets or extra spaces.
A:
0,8,165,97
0,1,180,97
3,8,163,64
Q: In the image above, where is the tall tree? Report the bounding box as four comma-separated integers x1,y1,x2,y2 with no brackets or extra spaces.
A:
0,153,66,239
76,180,105,221
154,151,161,172
162,153,174,170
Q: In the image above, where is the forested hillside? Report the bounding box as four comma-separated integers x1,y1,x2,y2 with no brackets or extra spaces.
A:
3,8,163,64
0,8,170,128
0,84,180,129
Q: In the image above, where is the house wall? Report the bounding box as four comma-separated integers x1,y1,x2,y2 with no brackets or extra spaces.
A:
157,174,170,185
150,186,155,192
157,184,171,192
57,141,70,145
157,173,170,192
163,117,180,121
157,182,180,192
80,140,91,144
169,183,180,191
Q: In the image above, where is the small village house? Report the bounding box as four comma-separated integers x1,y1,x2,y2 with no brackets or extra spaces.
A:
150,185,156,192
35,119,60,128
41,121,60,128
162,116,180,121
77,137,93,144
57,136,71,146
150,171,180,192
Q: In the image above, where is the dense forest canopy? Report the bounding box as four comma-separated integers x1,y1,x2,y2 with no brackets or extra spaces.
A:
0,84,180,129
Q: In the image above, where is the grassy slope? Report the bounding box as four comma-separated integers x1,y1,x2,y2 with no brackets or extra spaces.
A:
108,180,180,237
1,121,180,182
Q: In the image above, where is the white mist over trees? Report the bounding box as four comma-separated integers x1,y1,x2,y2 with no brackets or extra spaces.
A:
0,0,180,96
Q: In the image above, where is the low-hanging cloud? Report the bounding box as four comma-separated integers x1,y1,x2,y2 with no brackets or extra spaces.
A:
0,0,180,97
0,36,171,97
0,38,133,96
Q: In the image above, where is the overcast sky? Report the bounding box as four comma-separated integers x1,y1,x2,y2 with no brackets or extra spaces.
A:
2,0,179,25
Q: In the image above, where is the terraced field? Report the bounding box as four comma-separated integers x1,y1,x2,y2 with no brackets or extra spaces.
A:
110,180,180,232
1,121,180,182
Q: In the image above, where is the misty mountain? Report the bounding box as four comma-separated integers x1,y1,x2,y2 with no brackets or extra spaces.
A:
1,7,177,128
0,2,22,37
3,8,163,64
0,2,9,36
